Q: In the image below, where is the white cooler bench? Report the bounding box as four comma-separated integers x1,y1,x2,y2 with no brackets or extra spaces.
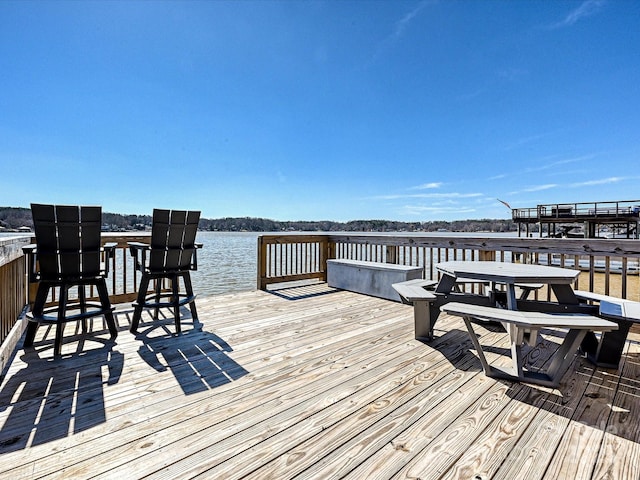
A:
327,259,423,302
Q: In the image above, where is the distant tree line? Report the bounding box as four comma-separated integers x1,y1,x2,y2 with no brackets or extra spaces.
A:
0,207,30,230
0,206,520,233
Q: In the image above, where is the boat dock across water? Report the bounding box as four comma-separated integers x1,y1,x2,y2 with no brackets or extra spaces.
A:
512,200,640,239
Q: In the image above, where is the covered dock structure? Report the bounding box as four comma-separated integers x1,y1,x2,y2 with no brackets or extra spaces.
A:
512,200,640,239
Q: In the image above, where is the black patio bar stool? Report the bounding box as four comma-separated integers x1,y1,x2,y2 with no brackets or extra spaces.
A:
23,204,118,356
128,209,202,334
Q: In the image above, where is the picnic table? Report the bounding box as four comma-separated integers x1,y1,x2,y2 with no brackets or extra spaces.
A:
438,262,621,386
435,261,579,308
394,261,620,386
394,261,593,341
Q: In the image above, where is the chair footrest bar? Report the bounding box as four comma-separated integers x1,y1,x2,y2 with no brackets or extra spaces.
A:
136,294,197,309
28,304,116,325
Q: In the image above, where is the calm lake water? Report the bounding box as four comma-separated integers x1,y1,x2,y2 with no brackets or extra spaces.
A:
1,231,260,296
190,231,518,296
1,231,518,297
191,231,260,296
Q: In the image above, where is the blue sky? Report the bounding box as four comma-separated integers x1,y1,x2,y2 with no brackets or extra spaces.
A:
1,0,639,222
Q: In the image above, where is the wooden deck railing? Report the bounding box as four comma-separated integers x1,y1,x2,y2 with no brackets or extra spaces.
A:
0,236,30,368
99,233,151,305
257,235,329,290
257,234,640,301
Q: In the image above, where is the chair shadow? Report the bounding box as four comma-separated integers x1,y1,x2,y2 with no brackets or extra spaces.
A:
0,338,123,454
134,313,248,395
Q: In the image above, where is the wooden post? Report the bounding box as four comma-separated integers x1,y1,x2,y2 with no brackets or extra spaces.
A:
479,250,495,261
320,237,332,282
256,235,267,291
386,245,398,264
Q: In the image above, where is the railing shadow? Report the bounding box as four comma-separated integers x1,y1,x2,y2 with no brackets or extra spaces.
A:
266,282,339,301
134,313,248,395
0,338,123,453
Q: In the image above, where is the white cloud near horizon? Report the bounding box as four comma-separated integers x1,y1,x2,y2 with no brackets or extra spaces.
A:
508,176,635,196
526,154,596,173
518,184,559,193
488,173,507,180
488,153,597,182
570,176,623,187
374,192,484,200
411,182,443,190
399,205,477,216
502,132,555,151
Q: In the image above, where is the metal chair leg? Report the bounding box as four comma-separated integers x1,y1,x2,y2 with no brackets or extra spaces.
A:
153,279,162,320
79,284,88,333
131,275,150,333
183,272,198,321
172,276,181,333
54,286,69,356
23,322,39,348
24,283,50,347
96,279,117,339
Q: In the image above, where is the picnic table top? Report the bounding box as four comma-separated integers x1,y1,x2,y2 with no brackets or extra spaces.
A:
436,261,580,285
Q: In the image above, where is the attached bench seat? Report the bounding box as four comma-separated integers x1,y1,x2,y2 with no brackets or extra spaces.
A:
392,279,438,340
392,278,438,301
392,277,503,340
392,278,545,341
440,302,618,387
574,290,640,368
574,290,640,320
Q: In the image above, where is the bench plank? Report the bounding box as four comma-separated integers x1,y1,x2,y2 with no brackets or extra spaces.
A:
391,280,437,302
574,290,640,321
441,302,617,331
574,290,623,303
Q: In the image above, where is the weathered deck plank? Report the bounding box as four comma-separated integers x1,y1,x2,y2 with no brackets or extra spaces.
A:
590,343,640,480
0,283,639,479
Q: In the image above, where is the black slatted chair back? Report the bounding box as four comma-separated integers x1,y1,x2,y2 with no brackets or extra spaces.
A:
31,204,103,281
128,209,202,334
148,209,200,272
24,203,117,356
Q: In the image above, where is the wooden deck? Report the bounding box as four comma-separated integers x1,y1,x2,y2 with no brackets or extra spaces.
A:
1,283,639,479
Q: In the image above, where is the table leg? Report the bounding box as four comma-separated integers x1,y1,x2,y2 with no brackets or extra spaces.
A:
506,284,518,310
582,319,632,369
463,318,588,388
551,284,579,305
545,328,586,381
509,324,524,378
435,274,457,294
